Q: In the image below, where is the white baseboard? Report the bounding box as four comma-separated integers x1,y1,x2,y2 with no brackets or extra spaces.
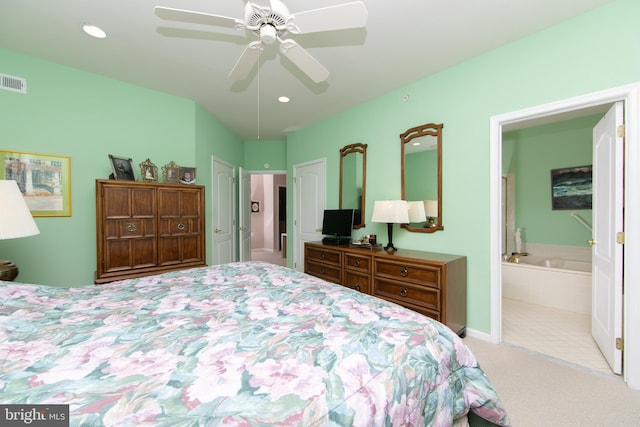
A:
465,328,493,342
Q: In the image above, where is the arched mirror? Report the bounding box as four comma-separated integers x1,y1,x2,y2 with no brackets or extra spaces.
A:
400,123,443,233
339,142,367,229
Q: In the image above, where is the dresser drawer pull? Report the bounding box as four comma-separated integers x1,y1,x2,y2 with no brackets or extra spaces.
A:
177,222,185,231
355,285,361,292
127,223,137,233
400,287,408,297
354,259,360,267
400,266,408,277
320,267,325,274
320,253,326,260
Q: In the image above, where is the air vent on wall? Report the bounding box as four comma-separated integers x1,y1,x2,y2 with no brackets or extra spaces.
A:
1,73,27,94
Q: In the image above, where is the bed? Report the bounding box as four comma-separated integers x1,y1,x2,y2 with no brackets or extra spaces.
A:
0,261,509,426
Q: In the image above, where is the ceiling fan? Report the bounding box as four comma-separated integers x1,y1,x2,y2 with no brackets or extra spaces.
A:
154,0,367,83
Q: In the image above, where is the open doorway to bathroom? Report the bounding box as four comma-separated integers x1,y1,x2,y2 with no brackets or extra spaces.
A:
500,111,616,375
249,173,287,267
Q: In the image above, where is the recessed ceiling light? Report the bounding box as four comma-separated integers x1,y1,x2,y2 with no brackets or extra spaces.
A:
83,24,106,39
278,96,290,103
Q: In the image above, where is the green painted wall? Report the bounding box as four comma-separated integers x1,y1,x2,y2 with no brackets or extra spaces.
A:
0,48,242,286
243,140,286,172
504,115,598,247
286,0,640,333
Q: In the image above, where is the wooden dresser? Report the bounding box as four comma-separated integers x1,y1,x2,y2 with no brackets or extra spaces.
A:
304,242,467,337
95,179,206,284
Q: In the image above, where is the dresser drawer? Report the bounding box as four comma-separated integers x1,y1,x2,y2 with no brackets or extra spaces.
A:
344,271,371,294
305,246,342,267
344,253,371,273
374,260,441,289
373,278,441,311
305,260,341,284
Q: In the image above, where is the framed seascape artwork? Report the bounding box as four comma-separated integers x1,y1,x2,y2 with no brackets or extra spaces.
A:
0,150,72,217
180,167,196,185
550,165,592,210
109,155,135,181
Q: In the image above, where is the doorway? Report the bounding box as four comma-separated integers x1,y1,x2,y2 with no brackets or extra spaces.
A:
500,114,613,374
489,83,640,389
249,173,286,267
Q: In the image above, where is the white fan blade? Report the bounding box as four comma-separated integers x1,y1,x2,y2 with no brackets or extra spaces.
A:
229,41,264,81
155,6,244,30
288,1,367,34
279,39,329,83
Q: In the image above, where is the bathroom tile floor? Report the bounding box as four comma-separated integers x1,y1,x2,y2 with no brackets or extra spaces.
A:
502,297,613,376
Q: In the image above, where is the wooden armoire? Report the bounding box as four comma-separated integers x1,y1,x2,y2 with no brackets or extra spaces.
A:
95,179,206,284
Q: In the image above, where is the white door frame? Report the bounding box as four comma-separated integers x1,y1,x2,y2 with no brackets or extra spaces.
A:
489,82,640,389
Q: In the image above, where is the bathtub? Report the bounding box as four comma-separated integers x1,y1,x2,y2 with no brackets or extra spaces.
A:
502,253,592,315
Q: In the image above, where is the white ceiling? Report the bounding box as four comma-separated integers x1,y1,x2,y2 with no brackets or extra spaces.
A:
0,0,615,141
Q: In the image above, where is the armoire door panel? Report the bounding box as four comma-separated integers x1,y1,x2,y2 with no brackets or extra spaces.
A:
104,188,132,218
180,191,201,217
158,237,181,265
132,238,157,267
131,188,156,217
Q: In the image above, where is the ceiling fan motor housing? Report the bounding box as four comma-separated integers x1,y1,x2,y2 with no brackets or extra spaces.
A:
245,0,289,42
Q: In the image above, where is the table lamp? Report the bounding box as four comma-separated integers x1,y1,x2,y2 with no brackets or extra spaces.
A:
371,200,409,252
424,200,438,228
0,180,40,281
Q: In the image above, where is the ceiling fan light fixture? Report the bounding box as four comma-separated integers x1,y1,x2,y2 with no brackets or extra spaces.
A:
260,24,277,44
82,24,106,39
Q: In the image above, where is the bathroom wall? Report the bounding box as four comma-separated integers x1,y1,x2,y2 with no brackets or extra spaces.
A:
503,114,599,248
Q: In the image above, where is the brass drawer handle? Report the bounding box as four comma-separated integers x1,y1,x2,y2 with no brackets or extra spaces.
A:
400,267,408,277
127,223,137,233
400,287,408,297
320,267,325,274
320,253,326,259
355,285,361,292
177,222,185,231
354,259,360,267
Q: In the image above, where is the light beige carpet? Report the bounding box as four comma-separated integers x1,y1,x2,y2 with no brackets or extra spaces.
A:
464,336,640,426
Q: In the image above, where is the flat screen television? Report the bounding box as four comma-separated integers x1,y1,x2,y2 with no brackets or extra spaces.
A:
321,209,354,245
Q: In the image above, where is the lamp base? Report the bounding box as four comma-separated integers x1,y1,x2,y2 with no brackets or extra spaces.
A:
0,260,19,281
384,222,398,252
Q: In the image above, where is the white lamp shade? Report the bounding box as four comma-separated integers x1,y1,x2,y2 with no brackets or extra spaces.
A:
424,200,438,218
0,180,40,240
371,200,409,224
407,201,426,222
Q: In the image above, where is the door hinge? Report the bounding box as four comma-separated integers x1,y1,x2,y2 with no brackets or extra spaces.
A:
616,337,624,351
617,232,625,244
617,124,625,138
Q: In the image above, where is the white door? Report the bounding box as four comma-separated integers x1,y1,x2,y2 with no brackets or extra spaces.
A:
293,158,326,271
238,167,252,262
592,101,624,374
211,157,235,265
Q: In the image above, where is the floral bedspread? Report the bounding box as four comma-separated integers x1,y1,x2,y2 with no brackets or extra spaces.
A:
0,261,509,426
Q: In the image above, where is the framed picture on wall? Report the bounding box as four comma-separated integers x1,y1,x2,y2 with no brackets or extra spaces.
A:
0,150,72,217
550,165,592,210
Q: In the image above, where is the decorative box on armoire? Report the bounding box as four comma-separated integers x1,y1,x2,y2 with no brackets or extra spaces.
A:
95,179,206,284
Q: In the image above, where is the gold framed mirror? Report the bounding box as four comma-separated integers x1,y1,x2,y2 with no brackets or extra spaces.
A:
400,123,443,233
339,142,367,229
